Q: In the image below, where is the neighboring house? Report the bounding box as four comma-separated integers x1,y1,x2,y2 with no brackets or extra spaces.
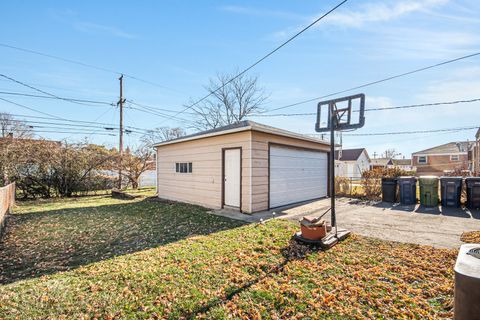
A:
472,128,480,174
389,159,415,172
334,148,370,179
153,121,330,213
370,158,393,170
412,141,473,176
138,160,157,188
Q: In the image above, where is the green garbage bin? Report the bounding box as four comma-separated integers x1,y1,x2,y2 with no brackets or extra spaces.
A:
419,176,439,207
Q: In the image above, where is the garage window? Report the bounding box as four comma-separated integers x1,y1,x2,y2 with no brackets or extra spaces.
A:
450,155,459,161
175,162,192,173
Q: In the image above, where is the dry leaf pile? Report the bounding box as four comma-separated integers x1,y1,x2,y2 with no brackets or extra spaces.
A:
460,231,480,243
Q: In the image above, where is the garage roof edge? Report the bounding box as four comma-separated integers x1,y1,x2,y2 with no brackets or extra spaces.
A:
153,120,329,147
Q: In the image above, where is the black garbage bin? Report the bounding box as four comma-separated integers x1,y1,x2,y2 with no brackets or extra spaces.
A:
382,177,397,203
440,177,462,208
465,177,480,210
398,176,417,205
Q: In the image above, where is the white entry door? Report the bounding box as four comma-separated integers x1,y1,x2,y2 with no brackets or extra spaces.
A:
224,148,241,208
269,145,327,208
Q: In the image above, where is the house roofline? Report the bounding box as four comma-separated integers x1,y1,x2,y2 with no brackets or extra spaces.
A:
412,152,468,156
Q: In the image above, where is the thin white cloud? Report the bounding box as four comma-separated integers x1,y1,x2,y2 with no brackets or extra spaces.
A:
219,5,304,20
362,28,480,61
49,9,137,39
417,67,480,103
271,0,450,39
324,0,449,28
73,21,137,39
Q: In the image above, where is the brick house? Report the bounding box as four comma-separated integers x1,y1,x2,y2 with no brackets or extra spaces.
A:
412,141,473,176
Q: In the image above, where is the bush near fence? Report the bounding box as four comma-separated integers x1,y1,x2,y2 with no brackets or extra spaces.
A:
362,168,414,200
0,182,15,234
335,168,415,201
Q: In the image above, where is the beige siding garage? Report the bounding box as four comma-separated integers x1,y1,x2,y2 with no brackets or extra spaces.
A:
155,121,329,214
157,130,254,212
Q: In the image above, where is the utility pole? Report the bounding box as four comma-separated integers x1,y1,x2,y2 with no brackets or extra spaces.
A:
118,74,124,189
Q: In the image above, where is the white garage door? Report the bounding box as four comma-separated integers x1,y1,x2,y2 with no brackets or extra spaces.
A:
269,145,328,208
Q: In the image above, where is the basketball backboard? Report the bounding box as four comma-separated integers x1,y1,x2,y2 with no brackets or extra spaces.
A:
315,93,365,132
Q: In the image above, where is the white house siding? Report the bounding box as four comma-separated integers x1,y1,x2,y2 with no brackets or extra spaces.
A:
335,151,370,178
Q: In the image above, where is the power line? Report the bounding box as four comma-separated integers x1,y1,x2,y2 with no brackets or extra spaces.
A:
250,97,480,117
0,42,183,93
2,109,151,133
127,100,196,115
0,75,190,122
18,119,117,130
1,74,89,106
0,90,114,106
29,125,111,132
339,126,478,136
127,102,193,123
6,112,120,127
33,129,117,136
0,78,191,123
156,0,349,125
262,52,480,114
0,73,117,108
0,97,67,120
27,124,144,135
364,97,480,111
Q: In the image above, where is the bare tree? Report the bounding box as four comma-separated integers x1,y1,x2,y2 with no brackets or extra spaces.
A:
118,144,154,189
190,72,268,130
383,148,401,159
0,113,34,138
141,127,186,146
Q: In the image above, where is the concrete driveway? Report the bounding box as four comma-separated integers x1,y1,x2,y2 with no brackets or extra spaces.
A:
213,198,480,248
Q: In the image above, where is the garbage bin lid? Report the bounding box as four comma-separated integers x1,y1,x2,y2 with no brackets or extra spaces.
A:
398,176,417,180
419,175,439,180
439,176,463,180
465,177,480,185
382,177,397,181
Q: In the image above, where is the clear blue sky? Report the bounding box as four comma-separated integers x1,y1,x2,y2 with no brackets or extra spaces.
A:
0,0,479,157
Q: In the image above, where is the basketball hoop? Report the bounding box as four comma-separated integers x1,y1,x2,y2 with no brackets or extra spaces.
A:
295,94,366,248
315,93,365,132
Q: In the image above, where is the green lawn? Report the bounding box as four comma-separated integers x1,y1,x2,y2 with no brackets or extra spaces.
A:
0,190,456,319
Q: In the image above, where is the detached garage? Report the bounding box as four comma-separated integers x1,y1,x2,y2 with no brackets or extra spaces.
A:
154,121,329,213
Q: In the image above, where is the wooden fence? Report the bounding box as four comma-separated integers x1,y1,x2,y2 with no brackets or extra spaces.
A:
0,182,15,233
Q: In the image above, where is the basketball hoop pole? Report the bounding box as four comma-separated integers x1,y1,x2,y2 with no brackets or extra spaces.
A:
329,102,337,235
